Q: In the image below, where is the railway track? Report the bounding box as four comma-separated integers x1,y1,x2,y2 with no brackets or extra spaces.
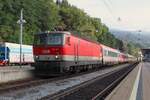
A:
0,65,112,94
40,62,138,100
0,63,136,99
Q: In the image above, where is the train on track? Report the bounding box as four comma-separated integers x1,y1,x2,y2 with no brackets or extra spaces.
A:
33,31,136,74
0,42,34,66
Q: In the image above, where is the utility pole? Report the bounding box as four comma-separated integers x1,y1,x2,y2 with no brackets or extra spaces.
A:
17,9,26,68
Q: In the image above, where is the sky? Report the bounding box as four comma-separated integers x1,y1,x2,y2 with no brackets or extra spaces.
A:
68,0,150,32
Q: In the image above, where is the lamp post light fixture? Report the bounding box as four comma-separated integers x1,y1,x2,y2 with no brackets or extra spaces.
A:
17,9,26,68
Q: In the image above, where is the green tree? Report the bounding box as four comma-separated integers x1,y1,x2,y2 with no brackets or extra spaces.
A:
0,0,140,56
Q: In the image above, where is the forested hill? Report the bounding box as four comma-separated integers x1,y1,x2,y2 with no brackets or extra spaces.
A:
0,0,140,56
110,29,150,48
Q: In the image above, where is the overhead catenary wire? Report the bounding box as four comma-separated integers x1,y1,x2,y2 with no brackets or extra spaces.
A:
101,0,115,18
101,0,121,22
106,0,113,6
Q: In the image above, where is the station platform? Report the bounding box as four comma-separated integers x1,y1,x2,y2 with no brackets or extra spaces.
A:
0,65,33,71
0,65,34,83
106,62,149,100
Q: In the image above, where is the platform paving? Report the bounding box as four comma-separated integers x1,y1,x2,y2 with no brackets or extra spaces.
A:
106,62,150,100
0,65,33,72
0,65,34,83
106,62,141,100
141,62,150,100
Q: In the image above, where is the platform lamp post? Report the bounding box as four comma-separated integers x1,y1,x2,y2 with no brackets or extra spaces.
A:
17,9,26,68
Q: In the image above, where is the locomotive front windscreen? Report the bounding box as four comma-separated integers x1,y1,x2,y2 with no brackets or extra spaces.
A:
34,33,64,46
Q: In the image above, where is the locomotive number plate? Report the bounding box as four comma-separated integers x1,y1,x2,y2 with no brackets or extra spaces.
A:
42,50,50,54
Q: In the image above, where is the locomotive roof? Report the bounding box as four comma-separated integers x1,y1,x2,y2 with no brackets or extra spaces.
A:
37,31,100,45
70,32,100,45
37,31,71,35
50,31,71,35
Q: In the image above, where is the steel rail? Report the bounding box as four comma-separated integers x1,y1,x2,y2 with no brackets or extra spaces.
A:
40,63,137,100
91,62,138,100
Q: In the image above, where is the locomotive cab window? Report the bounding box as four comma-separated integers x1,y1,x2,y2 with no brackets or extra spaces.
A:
34,33,64,46
47,34,64,45
34,34,47,45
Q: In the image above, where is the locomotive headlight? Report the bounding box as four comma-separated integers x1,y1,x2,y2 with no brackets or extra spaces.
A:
55,55,59,59
35,56,39,59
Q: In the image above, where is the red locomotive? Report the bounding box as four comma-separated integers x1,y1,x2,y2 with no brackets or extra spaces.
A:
33,31,136,74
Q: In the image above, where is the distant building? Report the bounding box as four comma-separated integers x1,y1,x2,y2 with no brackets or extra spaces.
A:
141,49,150,62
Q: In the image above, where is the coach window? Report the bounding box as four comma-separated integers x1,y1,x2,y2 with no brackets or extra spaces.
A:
104,50,107,56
